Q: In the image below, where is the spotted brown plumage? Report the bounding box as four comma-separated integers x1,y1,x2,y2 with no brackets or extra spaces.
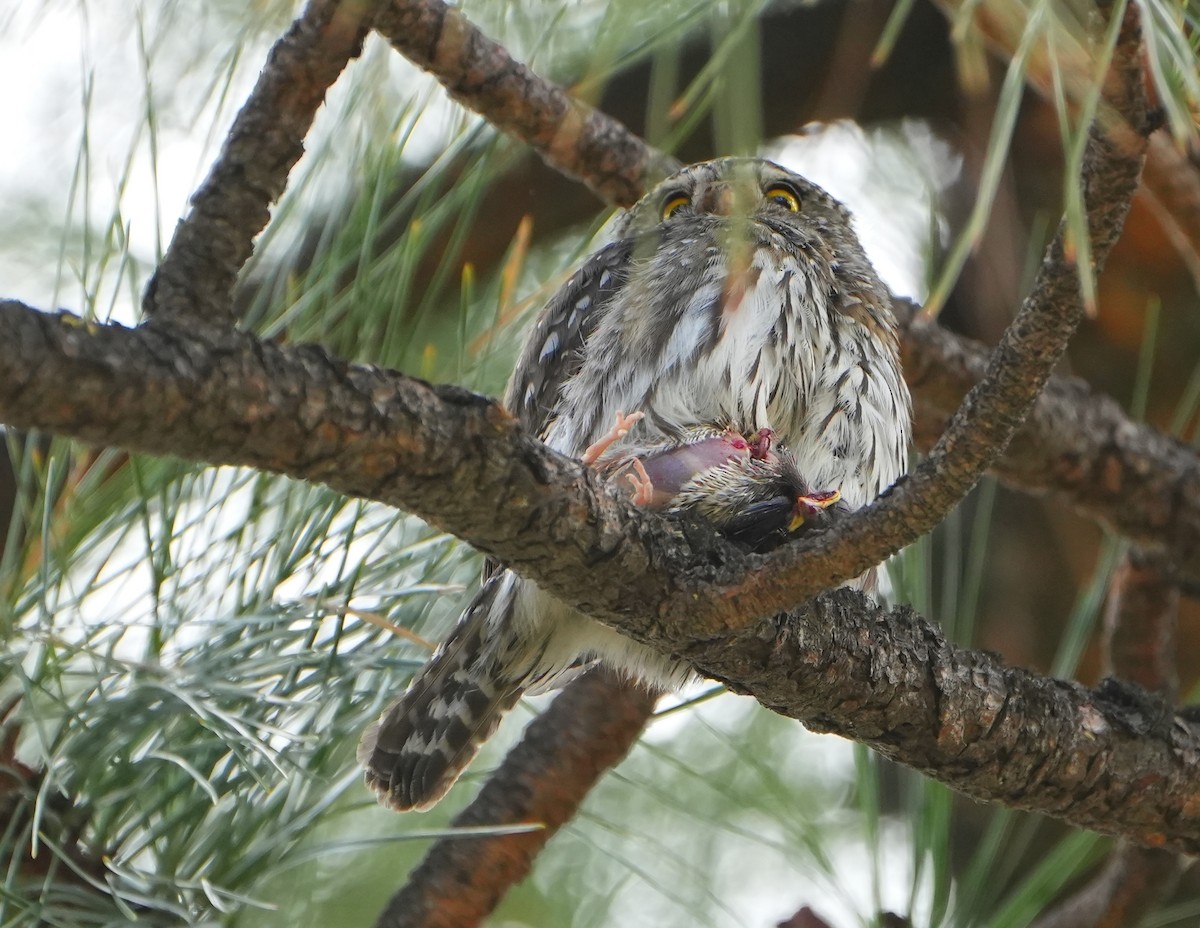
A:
359,158,912,811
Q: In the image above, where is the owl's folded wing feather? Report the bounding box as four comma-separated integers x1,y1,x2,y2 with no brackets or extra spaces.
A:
503,240,632,436
480,239,633,581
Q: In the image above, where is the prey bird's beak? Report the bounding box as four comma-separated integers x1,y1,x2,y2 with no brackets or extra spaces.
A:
789,489,843,532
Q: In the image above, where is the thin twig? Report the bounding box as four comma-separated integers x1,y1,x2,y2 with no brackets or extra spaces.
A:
144,0,377,326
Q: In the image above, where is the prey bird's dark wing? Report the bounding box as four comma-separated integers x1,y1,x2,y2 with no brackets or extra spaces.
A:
719,496,799,553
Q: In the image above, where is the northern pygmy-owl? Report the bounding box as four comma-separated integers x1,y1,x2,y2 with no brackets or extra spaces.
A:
359,158,912,810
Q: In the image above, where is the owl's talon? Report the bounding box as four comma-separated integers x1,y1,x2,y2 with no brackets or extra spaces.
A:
625,458,655,505
581,410,645,465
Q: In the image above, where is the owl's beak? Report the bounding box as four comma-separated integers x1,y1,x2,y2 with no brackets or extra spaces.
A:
698,183,735,216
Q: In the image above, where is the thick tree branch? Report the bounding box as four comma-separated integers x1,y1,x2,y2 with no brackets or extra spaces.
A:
900,299,1200,591
144,0,376,326
372,672,656,928
2,300,1175,650
372,0,679,207
4,302,1200,852
691,589,1200,856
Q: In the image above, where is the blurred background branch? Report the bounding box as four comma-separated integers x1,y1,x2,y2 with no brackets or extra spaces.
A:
1029,546,1185,928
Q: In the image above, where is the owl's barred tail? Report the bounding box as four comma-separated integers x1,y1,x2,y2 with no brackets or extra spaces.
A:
358,576,532,811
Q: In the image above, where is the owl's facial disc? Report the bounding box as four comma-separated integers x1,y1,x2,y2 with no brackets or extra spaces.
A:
657,165,806,235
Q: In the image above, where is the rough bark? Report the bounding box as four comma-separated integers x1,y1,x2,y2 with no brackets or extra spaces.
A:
696,589,1200,855
373,0,678,207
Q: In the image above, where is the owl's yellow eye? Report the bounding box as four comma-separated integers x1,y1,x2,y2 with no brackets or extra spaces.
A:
764,185,801,212
661,193,691,220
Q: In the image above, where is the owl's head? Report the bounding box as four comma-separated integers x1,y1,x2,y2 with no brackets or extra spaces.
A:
618,157,855,241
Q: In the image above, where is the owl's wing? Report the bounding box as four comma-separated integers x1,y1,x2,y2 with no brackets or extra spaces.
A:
480,240,632,583
503,239,632,436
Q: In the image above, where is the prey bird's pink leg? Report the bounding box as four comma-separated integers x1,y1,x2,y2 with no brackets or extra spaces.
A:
581,411,645,466
625,458,655,506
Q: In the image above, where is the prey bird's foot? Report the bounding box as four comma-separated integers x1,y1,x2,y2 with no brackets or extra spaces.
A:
625,458,655,505
582,410,645,465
